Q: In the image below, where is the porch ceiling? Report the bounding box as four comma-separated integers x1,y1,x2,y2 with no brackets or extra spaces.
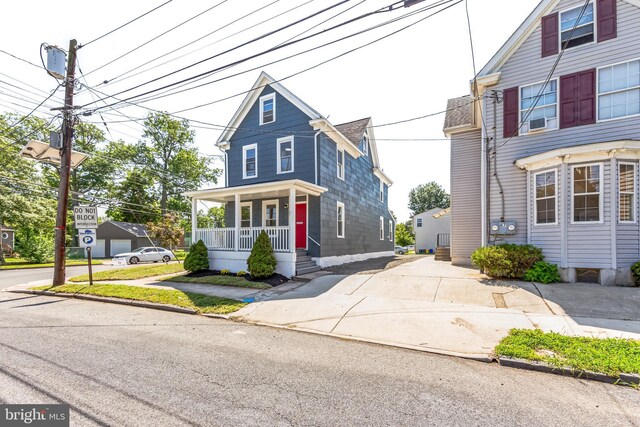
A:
184,179,328,203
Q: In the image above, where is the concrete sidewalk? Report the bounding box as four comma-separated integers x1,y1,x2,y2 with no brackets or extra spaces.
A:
233,257,640,360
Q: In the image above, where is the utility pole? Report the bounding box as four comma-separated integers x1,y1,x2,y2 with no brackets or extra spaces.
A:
52,39,78,286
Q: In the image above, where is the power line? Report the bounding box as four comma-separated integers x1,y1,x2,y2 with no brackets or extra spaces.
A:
0,49,43,70
79,0,175,49
83,0,229,77
3,86,62,131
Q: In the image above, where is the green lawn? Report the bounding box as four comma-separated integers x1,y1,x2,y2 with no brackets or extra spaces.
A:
173,250,188,260
1,257,104,270
162,274,270,289
69,263,185,282
32,284,246,314
496,329,640,377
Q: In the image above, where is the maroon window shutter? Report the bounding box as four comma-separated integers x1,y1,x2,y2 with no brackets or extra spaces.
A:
560,69,596,129
541,13,559,58
503,87,519,138
597,0,617,42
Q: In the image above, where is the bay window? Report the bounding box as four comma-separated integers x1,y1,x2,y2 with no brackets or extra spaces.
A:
572,164,602,223
534,170,557,225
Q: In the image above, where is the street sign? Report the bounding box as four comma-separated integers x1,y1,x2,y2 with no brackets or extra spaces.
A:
79,234,97,248
73,206,98,229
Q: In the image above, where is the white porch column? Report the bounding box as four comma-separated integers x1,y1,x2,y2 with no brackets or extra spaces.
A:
191,197,197,245
234,194,240,251
289,188,296,253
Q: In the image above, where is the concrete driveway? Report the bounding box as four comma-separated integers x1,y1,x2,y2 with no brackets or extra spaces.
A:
234,257,640,360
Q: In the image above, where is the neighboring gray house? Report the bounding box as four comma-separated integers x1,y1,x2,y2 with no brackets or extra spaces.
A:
413,208,451,254
1,224,15,254
445,0,640,285
92,221,157,258
185,72,395,277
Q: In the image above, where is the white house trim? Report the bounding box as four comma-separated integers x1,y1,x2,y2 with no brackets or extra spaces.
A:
570,162,604,225
261,199,279,227
276,135,294,174
309,118,362,158
259,92,276,126
242,143,258,179
312,250,394,268
184,179,328,203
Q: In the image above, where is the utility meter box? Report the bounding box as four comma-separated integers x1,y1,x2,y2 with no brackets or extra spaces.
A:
46,45,66,79
490,221,517,235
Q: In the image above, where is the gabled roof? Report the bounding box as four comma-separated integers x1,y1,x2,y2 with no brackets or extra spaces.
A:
216,72,323,147
478,0,640,77
443,95,475,135
106,221,149,237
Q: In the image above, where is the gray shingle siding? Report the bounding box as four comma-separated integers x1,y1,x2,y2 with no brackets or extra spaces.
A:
317,135,394,257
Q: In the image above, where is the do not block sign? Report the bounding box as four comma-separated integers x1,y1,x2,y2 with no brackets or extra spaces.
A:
74,206,98,229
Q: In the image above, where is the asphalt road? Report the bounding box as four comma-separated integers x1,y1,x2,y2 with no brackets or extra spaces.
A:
0,263,128,289
0,292,638,427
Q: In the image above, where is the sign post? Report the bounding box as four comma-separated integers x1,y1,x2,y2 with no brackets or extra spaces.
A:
78,227,97,285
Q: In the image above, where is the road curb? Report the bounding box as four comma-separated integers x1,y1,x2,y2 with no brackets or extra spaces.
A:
498,356,640,386
1,263,106,271
8,289,197,315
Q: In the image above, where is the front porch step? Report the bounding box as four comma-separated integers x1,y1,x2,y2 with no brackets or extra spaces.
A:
296,260,317,270
296,265,322,275
434,247,451,262
296,255,312,263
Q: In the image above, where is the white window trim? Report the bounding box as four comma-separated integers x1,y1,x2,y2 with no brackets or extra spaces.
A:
337,201,345,238
618,161,637,224
262,199,279,227
518,78,559,136
570,162,604,225
596,57,640,123
337,146,345,181
558,1,596,51
388,220,393,241
379,179,384,203
276,136,294,174
416,218,423,228
240,202,253,228
242,144,258,179
379,216,384,241
533,169,558,226
259,93,276,125
361,132,369,155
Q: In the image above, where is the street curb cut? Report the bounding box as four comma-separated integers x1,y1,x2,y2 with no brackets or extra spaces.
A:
498,356,640,387
8,289,197,315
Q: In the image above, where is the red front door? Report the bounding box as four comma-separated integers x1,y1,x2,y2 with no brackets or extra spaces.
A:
295,203,307,249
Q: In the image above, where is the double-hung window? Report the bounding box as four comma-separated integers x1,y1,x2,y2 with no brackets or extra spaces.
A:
598,59,640,121
259,93,275,125
337,147,345,180
243,144,257,179
262,200,278,227
572,164,602,222
416,218,423,228
277,136,294,174
379,180,384,203
337,202,345,238
619,163,636,222
240,202,252,228
560,2,594,49
520,80,558,133
534,170,557,225
359,133,369,155
388,220,393,241
379,216,384,240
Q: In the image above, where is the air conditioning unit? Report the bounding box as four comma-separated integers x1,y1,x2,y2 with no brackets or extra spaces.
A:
529,117,547,131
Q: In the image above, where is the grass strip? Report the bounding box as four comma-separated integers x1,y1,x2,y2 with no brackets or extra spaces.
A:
69,263,184,282
162,274,270,289
32,284,246,315
496,329,640,377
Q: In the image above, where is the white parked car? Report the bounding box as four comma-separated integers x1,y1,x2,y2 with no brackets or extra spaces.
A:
395,245,408,255
113,247,176,265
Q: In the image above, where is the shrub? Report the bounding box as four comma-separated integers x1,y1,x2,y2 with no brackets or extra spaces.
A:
236,270,247,277
471,244,544,279
183,240,209,273
631,261,640,286
524,261,561,284
17,234,54,264
220,269,230,275
247,231,277,278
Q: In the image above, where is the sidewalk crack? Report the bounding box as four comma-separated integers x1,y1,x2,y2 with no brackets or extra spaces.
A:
432,278,442,302
329,297,367,333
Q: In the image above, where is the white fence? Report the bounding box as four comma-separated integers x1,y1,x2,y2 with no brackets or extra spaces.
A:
195,226,290,253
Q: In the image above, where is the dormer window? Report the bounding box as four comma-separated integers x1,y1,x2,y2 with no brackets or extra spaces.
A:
359,132,369,155
560,3,594,49
259,93,275,125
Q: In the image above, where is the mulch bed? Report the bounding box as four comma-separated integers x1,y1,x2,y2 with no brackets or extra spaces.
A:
184,270,289,287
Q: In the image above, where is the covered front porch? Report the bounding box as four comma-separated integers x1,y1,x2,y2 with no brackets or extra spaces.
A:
185,180,327,277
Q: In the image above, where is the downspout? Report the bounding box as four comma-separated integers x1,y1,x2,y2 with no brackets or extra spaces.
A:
314,131,321,185
224,151,229,187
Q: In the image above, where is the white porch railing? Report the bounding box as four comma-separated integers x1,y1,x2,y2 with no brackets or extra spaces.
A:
194,228,235,251
195,226,290,253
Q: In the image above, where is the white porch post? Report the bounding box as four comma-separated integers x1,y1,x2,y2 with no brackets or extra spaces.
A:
191,197,197,245
289,188,296,253
234,194,240,251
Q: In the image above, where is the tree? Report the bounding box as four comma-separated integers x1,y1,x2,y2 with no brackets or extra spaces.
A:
395,223,415,247
247,231,277,278
140,112,221,214
408,182,450,215
196,205,225,229
146,213,183,249
107,168,161,224
184,240,209,272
